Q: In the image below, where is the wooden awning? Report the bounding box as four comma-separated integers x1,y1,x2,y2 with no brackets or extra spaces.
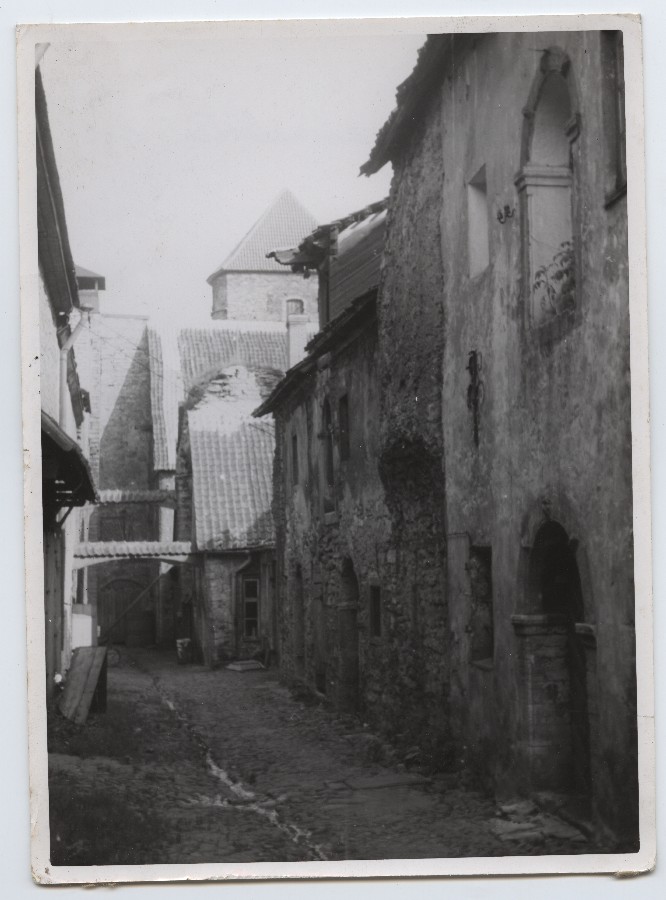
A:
41,410,96,518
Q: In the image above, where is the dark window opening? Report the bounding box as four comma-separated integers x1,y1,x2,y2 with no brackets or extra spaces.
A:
338,394,350,461
286,297,305,316
369,585,382,638
291,433,299,484
243,577,259,639
322,399,335,512
468,546,493,665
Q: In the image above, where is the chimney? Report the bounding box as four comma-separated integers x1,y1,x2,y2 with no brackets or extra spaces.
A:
76,267,106,314
287,313,309,369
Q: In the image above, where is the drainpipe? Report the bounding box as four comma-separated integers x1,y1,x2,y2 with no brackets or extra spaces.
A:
59,314,88,429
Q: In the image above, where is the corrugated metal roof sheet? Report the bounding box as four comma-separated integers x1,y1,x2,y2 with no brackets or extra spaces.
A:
74,541,192,560
329,209,386,322
208,190,318,277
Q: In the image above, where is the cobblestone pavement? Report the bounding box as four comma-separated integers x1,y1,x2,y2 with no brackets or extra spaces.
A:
48,648,598,866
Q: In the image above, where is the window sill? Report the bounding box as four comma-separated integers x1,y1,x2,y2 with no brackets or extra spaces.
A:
470,658,493,672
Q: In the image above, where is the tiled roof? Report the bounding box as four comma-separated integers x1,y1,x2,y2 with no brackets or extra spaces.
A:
149,323,305,473
178,328,288,392
208,190,318,277
74,541,193,561
189,413,275,552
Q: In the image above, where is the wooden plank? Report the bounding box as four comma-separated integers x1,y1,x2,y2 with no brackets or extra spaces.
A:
58,647,108,724
73,648,107,725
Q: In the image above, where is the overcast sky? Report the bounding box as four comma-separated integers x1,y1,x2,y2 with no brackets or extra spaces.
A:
39,28,424,325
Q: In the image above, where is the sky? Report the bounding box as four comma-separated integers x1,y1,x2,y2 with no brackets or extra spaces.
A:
39,28,425,325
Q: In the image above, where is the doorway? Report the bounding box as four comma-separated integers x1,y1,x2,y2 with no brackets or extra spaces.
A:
528,521,591,796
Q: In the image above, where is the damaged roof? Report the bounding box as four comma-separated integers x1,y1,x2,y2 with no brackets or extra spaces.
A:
267,198,387,322
148,322,312,474
360,34,453,176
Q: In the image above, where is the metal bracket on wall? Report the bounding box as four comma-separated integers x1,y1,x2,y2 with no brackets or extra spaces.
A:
466,350,485,447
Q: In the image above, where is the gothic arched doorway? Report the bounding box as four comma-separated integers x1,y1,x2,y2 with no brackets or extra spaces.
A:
514,519,593,799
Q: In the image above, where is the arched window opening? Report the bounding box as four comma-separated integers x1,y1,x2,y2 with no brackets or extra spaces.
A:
529,521,584,621
516,48,579,330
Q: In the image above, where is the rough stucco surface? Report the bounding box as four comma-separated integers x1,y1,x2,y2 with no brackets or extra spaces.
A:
383,32,636,843
375,87,450,761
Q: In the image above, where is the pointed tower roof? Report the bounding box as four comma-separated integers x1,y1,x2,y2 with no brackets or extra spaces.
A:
207,190,318,281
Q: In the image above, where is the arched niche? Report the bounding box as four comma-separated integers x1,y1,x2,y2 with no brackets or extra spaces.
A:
515,47,580,331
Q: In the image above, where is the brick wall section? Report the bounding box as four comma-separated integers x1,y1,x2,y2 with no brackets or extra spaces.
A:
211,271,318,323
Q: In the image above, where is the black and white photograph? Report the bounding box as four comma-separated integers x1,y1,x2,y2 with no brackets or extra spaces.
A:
17,14,654,884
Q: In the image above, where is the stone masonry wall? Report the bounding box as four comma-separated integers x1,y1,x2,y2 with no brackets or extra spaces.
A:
211,271,319,324
273,313,451,767
375,86,450,765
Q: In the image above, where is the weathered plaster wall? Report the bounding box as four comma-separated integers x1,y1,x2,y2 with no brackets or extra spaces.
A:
422,32,636,841
211,271,318,324
39,270,61,424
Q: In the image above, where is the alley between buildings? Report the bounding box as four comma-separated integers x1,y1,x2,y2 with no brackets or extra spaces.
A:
48,648,596,867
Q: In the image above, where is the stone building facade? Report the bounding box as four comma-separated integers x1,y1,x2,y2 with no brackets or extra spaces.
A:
36,64,96,696
256,203,451,763
361,32,636,846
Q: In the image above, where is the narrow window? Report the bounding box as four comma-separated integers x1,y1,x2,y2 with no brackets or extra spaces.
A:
323,400,334,487
467,165,489,277
291,433,299,484
286,297,305,316
338,394,350,461
468,546,493,665
369,585,382,638
243,577,259,639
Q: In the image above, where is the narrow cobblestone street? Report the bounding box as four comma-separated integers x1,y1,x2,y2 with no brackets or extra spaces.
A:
48,648,596,866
